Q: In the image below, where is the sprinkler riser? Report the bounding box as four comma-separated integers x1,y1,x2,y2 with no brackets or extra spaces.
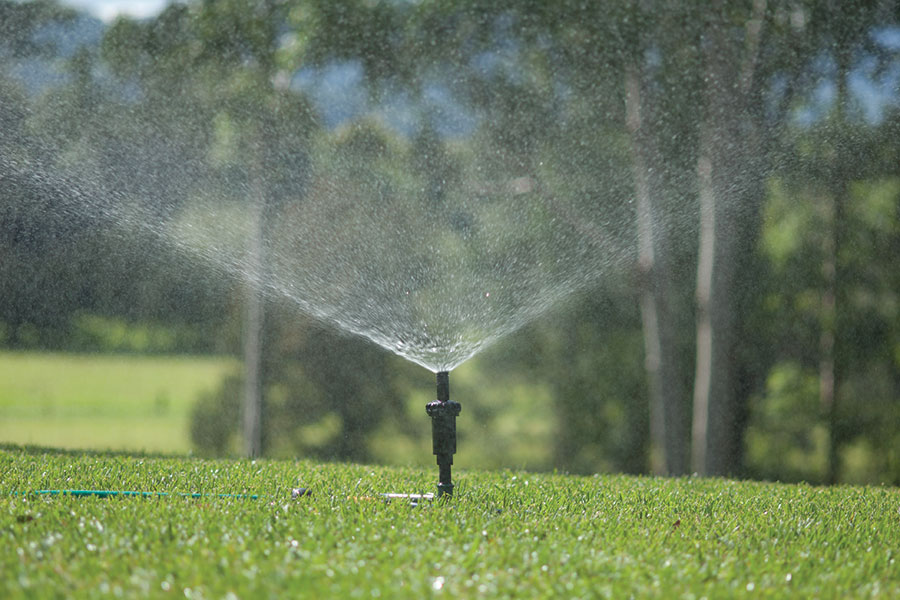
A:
437,370,449,402
426,371,461,497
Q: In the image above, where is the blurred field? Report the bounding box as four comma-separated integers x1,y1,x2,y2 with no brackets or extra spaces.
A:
0,351,238,453
0,350,560,469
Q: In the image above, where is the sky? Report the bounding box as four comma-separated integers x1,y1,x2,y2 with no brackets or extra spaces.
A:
60,0,169,21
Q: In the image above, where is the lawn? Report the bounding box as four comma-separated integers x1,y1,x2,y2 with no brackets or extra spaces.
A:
0,351,238,453
2,445,898,598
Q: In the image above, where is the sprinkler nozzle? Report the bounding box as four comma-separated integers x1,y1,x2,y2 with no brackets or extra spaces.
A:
426,371,461,497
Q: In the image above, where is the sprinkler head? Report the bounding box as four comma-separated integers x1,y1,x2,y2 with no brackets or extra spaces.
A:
425,371,461,497
291,487,312,499
380,493,434,507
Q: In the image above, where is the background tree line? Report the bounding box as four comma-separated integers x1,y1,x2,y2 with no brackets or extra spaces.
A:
1,0,899,484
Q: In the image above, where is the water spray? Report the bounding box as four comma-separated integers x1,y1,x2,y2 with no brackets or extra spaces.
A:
426,371,461,497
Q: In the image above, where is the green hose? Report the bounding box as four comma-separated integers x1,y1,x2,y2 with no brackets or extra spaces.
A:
10,489,432,502
16,490,260,499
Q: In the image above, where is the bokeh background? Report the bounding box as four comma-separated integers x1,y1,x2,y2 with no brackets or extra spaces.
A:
2,0,900,486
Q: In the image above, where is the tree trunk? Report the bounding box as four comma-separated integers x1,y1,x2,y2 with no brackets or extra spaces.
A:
821,41,852,485
241,2,280,459
691,151,717,475
243,185,266,458
819,181,842,484
691,3,766,476
625,64,690,476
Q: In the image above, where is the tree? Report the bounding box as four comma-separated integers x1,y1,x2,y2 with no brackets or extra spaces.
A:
12,0,900,480
741,0,900,484
618,3,703,476
689,2,769,476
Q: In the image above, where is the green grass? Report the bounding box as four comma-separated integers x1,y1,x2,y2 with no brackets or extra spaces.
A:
2,445,898,598
0,351,238,453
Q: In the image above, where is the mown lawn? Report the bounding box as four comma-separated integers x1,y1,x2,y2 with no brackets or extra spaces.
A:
0,351,238,453
2,445,898,598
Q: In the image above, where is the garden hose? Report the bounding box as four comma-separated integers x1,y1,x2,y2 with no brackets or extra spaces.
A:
11,489,434,504
15,490,262,499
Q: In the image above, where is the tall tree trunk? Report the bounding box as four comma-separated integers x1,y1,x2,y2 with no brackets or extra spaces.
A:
819,180,842,484
692,2,766,476
822,41,852,484
625,64,690,475
691,150,717,475
241,1,280,459
243,180,266,458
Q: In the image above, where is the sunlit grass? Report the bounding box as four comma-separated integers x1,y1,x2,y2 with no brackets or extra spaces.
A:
3,445,898,599
0,351,238,453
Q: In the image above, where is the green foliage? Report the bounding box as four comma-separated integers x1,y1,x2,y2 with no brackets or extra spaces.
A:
70,314,191,354
190,312,407,463
758,118,900,484
2,446,900,599
529,291,650,475
189,373,243,457
745,363,828,483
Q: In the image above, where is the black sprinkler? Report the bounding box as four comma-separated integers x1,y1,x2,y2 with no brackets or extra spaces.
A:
425,371,461,497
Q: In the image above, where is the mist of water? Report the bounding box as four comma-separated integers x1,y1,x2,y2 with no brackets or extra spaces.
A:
4,124,636,373
167,151,636,372
2,37,641,374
